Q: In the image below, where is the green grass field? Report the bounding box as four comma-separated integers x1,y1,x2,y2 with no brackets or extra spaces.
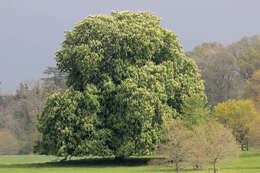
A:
0,150,259,173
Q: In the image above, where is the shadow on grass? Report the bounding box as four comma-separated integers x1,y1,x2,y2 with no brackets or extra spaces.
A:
0,157,152,169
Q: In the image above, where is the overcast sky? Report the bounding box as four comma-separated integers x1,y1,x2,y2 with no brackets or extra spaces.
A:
1,0,260,93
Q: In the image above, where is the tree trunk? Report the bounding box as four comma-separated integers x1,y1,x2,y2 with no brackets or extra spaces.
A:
214,159,217,173
176,162,179,173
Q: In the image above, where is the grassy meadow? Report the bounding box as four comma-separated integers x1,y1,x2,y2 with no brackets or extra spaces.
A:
0,150,259,173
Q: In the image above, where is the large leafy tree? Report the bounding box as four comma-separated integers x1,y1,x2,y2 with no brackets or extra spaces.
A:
35,11,206,158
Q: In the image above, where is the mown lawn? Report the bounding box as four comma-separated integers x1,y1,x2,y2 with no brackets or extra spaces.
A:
0,150,259,173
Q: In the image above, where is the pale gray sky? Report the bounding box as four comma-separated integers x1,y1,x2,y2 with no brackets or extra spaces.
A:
1,0,260,93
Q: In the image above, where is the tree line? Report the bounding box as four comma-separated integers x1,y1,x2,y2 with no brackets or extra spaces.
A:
187,35,260,107
0,68,66,154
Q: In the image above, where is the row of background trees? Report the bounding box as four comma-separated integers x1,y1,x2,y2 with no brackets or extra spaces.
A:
0,35,260,154
187,35,260,152
0,67,66,154
187,35,260,107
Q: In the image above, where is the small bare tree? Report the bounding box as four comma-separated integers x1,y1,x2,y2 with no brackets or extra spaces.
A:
194,122,240,173
151,120,239,173
187,133,208,169
154,120,197,173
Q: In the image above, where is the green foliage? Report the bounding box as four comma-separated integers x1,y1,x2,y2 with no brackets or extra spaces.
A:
214,99,259,146
180,94,211,127
36,11,206,158
35,87,112,157
56,11,184,90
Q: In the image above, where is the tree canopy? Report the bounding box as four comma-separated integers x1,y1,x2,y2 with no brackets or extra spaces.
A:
35,11,206,158
151,120,239,173
194,122,239,173
214,99,259,149
154,120,195,173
